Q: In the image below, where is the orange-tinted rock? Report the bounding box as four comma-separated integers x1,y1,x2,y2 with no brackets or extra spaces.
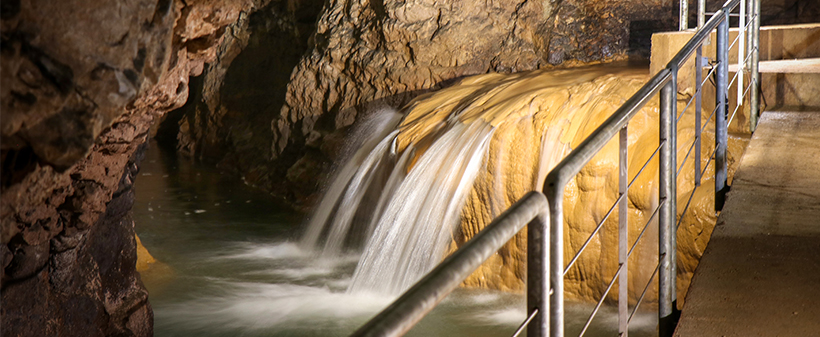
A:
392,66,748,304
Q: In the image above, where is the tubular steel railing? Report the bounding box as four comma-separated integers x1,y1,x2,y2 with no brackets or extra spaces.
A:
350,192,550,337
546,1,760,336
687,0,763,130
352,0,759,336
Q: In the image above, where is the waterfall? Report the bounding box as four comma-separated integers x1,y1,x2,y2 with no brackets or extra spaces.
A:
300,111,402,252
301,113,495,295
349,122,494,294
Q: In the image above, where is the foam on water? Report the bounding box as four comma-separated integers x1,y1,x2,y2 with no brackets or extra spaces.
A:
156,281,395,333
219,242,307,260
467,307,527,326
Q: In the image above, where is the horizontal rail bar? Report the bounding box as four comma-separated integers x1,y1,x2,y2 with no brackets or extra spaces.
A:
728,31,742,54
629,200,663,259
677,184,700,229
350,192,549,337
578,198,661,337
728,69,740,91
544,70,672,191
563,141,663,276
702,105,719,134
677,92,698,123
579,261,625,337
668,0,740,70
704,12,744,17
701,65,718,89
701,143,720,180
513,309,540,337
628,261,661,324
677,138,699,178
728,80,754,126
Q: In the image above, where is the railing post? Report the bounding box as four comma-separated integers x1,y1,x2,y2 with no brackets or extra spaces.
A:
737,0,746,107
697,0,705,29
749,0,761,132
546,187,564,337
659,71,679,337
528,211,550,337
715,10,730,210
618,126,629,337
679,0,688,30
695,46,703,186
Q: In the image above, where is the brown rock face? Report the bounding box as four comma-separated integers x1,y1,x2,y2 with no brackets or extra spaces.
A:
166,0,679,208
1,0,261,335
159,0,326,206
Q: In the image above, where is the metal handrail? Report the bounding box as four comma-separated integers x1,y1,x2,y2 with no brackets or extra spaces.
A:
351,0,760,335
544,0,760,336
351,192,550,337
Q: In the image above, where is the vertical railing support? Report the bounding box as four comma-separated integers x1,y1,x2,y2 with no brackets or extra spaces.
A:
737,0,746,107
546,186,564,337
679,0,689,30
695,46,703,186
715,10,730,211
697,0,705,29
659,71,679,337
749,0,761,132
528,212,550,337
618,126,629,337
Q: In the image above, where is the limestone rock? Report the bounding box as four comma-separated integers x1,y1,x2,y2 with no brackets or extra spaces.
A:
390,66,748,304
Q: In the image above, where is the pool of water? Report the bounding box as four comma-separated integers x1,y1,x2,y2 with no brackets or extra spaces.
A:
133,142,658,337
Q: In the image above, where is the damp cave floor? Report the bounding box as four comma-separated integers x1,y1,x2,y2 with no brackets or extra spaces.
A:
674,109,820,336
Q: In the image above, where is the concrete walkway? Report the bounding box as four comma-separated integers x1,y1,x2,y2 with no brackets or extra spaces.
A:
674,110,820,336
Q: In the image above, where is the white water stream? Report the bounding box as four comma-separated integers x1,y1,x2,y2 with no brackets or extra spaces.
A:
300,108,499,295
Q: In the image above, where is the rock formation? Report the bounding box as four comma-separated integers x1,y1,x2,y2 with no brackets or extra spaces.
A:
166,0,680,209
1,0,264,335
388,66,748,303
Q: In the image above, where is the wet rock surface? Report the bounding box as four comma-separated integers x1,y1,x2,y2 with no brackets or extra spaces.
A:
159,0,327,207
1,0,262,335
165,0,680,209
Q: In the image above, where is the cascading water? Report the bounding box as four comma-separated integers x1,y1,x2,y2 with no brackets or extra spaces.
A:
300,112,497,294
350,122,494,294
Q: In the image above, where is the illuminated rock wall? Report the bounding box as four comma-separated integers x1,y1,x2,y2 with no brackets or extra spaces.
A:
391,66,748,303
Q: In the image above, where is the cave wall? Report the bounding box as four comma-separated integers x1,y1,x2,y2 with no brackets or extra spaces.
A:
0,0,265,335
165,0,681,208
165,0,820,210
157,0,327,205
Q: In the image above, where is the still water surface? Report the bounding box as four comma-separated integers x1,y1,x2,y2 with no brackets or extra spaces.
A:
133,142,657,337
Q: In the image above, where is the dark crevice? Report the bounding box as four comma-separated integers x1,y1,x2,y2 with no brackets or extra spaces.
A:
1,147,40,189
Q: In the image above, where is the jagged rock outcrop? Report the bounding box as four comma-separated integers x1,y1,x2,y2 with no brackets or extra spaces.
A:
1,0,263,335
167,0,679,208
158,0,326,205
